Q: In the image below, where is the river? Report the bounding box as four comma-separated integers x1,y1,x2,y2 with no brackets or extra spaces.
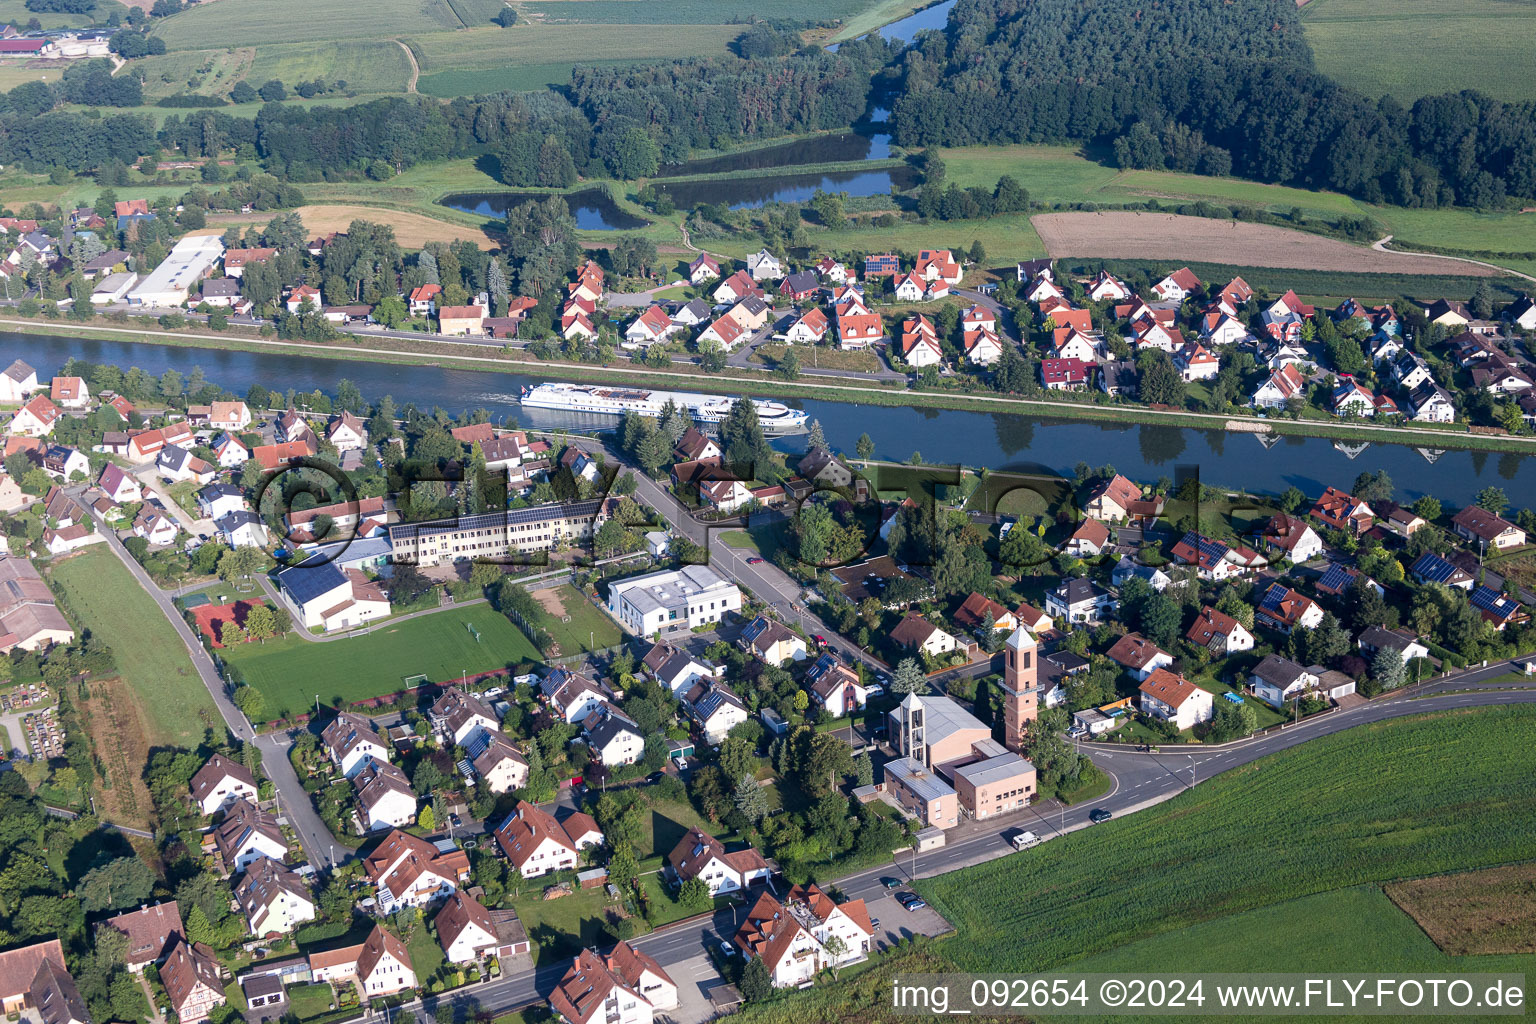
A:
8,331,1535,507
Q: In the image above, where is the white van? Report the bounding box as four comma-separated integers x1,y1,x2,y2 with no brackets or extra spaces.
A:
1011,830,1040,851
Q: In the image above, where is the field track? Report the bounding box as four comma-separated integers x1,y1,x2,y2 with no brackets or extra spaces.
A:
1033,211,1499,276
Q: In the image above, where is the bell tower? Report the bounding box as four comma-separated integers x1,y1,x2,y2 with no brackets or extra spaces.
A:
1001,626,1038,752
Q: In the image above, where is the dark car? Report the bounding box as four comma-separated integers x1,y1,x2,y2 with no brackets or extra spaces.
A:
1089,808,1113,824
880,877,902,889
899,893,927,911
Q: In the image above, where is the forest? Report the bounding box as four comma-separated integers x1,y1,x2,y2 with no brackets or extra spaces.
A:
889,0,1536,208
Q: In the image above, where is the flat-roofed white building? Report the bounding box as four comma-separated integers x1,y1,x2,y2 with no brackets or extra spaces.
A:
606,565,741,636
127,235,225,307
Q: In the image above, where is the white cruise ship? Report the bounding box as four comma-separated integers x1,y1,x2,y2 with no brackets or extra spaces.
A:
519,382,809,435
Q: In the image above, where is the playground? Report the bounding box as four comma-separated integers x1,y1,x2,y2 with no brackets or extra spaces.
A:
219,604,541,718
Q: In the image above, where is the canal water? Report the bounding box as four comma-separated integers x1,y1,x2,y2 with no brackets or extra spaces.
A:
8,331,1534,507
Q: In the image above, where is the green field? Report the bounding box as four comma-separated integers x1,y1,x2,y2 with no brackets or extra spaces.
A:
915,705,1536,974
246,41,414,96
48,546,220,748
512,0,896,24
221,602,541,717
0,0,99,30
1302,0,1536,104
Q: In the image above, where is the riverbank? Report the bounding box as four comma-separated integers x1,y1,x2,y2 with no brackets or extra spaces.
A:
11,315,1536,456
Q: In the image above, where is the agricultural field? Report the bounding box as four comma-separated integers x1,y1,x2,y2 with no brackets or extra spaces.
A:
0,63,64,94
48,546,221,749
132,48,251,101
0,0,99,29
914,705,1536,974
1385,863,1536,955
406,23,745,77
220,602,540,717
511,0,895,25
152,0,465,49
1033,212,1499,276
1302,0,1536,104
245,41,414,96
210,204,499,248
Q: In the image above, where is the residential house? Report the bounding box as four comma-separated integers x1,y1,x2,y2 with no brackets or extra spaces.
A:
161,941,225,1024
189,754,258,816
1250,364,1307,409
1174,342,1220,381
1087,270,1131,301
624,305,676,348
666,827,770,897
889,612,960,658
549,943,675,1024
734,889,868,990
437,305,485,336
1471,585,1528,630
10,395,59,436
951,591,1018,636
1310,486,1374,535
1099,360,1139,398
807,659,867,718
1171,532,1256,581
837,309,883,349
1357,625,1430,663
1138,669,1214,731
213,432,252,469
1050,329,1098,363
1259,513,1324,563
429,687,499,748
41,445,88,481
1044,577,1115,623
470,730,529,794
686,254,720,284
157,445,216,484
1084,474,1145,522
713,270,759,305
1425,299,1471,329
746,249,783,281
407,284,441,315
864,253,900,279
352,761,417,832
778,270,819,302
213,799,287,874
222,248,276,278
580,703,645,766
101,903,183,974
131,508,178,547
1151,267,1201,302
1255,583,1324,634
814,256,851,283
0,359,40,403
1248,655,1317,708
1186,606,1254,656
784,306,829,344
697,314,747,350
356,925,416,997
433,892,504,964
1409,551,1474,589
285,284,322,313
324,411,368,452
738,615,807,664
0,940,67,1015
899,316,944,367
1066,517,1111,557
235,857,316,936
321,711,389,778
362,829,470,912
1408,382,1456,423
495,801,601,879
541,668,617,723
1040,357,1094,390
963,326,1003,365
217,510,269,549
49,376,89,410
1111,554,1171,591
1105,633,1174,682
1451,505,1526,550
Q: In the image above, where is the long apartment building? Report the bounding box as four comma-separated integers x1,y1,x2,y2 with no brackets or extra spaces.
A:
387,499,607,567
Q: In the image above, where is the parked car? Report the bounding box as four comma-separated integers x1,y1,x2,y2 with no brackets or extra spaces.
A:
1010,829,1040,851
898,893,927,911
1089,808,1113,824
866,683,884,697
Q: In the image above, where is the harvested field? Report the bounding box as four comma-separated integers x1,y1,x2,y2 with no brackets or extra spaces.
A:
1385,863,1536,955
1032,212,1498,276
208,204,498,248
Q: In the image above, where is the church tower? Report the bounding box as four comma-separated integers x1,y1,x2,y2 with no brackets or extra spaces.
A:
1000,626,1038,752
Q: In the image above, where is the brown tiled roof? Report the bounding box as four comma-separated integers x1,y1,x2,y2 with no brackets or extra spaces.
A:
1139,668,1203,710
161,941,222,1015
30,957,88,1024
0,939,64,1002
890,612,942,649
356,925,411,983
1105,633,1168,671
190,754,257,807
213,798,284,862
1186,606,1243,650
101,903,183,968
495,800,575,871
433,892,496,954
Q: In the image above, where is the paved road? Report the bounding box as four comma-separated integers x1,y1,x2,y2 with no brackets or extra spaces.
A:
74,490,351,869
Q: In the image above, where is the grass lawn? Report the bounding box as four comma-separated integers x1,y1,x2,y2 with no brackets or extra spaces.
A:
283,983,337,1020
914,705,1536,974
1303,0,1536,104
525,582,622,656
708,212,1048,267
221,603,540,718
509,884,621,964
48,546,219,748
636,796,723,867
403,915,447,985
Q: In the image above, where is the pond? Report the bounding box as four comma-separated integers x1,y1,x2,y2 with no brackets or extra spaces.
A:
828,0,956,49
660,164,919,211
655,128,892,179
437,189,649,231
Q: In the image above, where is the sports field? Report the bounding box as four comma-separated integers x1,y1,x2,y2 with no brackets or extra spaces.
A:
48,546,220,748
220,603,541,717
914,705,1536,973
1302,0,1536,103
